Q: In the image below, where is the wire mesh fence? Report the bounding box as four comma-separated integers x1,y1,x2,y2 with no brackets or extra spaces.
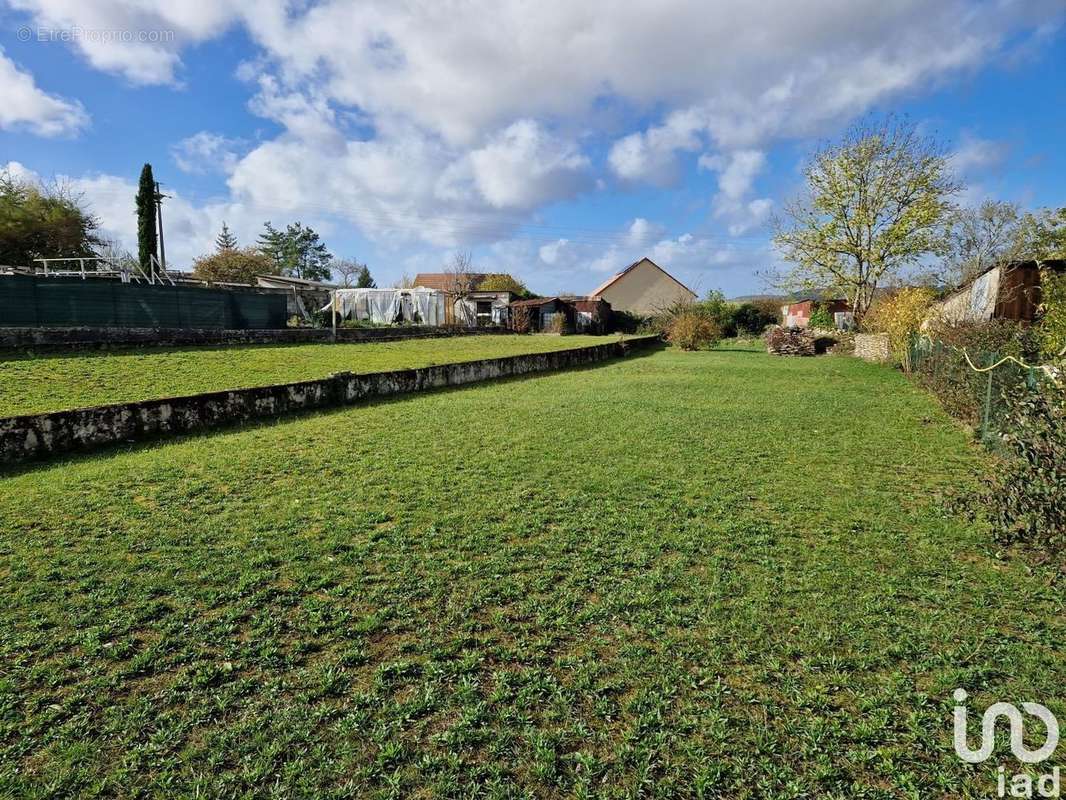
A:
909,337,1057,453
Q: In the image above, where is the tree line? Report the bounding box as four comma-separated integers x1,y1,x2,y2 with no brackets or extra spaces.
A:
191,220,373,289
4,136,1061,304
0,162,375,289
771,115,1065,320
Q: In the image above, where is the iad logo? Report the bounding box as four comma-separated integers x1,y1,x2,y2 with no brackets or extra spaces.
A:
953,688,1061,798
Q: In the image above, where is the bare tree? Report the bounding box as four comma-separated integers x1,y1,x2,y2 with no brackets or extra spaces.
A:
942,200,1023,287
444,250,478,296
772,116,960,319
333,258,375,288
333,258,361,287
393,272,415,289
444,250,479,325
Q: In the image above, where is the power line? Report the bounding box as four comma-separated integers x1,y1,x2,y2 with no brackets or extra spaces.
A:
79,185,776,249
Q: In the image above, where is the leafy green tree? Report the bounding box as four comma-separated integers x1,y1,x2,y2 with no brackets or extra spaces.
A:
698,289,737,337
1015,208,1066,261
0,170,103,266
773,116,959,319
732,302,778,335
256,221,333,281
192,247,276,285
1037,268,1065,359
215,222,238,252
285,222,332,281
135,164,158,274
479,273,530,297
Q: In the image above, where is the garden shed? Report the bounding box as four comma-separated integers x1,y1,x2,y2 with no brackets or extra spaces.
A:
928,259,1065,325
510,297,577,333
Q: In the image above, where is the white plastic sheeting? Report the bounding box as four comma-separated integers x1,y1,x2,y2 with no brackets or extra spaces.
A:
407,288,446,326
453,298,476,327
969,270,998,319
325,288,446,325
931,266,1002,325
491,296,509,325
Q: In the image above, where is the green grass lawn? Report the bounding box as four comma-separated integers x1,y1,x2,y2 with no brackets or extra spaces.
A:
2,348,1062,798
0,334,612,416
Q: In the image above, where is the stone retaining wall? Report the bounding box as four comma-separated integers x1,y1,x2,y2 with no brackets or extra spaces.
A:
0,336,658,464
854,333,892,363
0,325,510,352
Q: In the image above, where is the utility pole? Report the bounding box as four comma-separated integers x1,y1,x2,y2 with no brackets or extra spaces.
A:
154,181,170,276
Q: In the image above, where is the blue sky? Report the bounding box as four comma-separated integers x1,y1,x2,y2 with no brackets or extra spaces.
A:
1,0,1063,296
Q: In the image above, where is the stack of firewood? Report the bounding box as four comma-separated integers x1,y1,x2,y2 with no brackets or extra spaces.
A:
765,326,816,356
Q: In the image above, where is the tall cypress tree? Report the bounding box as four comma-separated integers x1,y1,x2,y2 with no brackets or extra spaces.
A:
135,164,158,275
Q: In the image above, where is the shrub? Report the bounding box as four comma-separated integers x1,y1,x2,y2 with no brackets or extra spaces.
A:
548,312,569,335
479,273,532,298
1037,268,1066,360
613,310,646,334
863,287,936,370
510,304,532,334
667,310,722,350
807,304,834,330
733,302,778,335
980,386,1066,553
911,320,1033,425
192,247,276,285
699,290,738,337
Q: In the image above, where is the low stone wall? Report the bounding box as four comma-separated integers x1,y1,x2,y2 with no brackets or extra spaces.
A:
854,333,892,363
0,325,511,352
0,336,659,464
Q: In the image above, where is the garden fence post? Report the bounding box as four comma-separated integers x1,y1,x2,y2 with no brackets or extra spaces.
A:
980,354,995,444
331,291,337,343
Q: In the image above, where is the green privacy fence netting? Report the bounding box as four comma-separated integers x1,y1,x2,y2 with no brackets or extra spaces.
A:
0,275,287,330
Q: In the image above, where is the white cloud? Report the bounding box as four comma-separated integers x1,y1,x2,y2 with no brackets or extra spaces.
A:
0,48,87,136
463,120,591,210
5,0,1060,283
14,0,1056,141
608,108,704,184
948,133,1009,177
7,0,248,85
705,149,765,200
171,131,244,174
518,216,772,295
625,218,665,246
700,149,772,235
539,238,568,265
